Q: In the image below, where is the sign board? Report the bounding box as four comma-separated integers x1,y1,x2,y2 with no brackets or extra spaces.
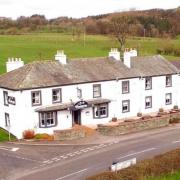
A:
74,101,88,109
8,96,16,105
110,158,136,172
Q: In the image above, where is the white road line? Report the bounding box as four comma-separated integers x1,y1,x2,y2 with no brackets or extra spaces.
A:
66,153,75,157
117,148,157,160
54,168,88,180
60,156,68,159
0,146,19,152
0,147,10,151
11,147,19,152
73,151,81,155
172,140,180,144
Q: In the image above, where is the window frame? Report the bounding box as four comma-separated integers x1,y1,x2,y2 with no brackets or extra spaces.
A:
3,91,9,106
165,93,172,105
122,81,130,94
52,88,62,103
93,103,108,119
145,77,152,90
122,100,130,113
39,111,57,128
93,84,101,98
145,96,152,109
77,88,82,99
5,113,10,127
166,75,172,87
31,90,42,106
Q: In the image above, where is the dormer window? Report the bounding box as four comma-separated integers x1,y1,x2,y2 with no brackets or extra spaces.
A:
52,89,62,103
145,77,152,90
166,75,172,87
31,91,41,106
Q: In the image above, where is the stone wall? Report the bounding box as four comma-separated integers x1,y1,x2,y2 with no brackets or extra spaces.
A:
54,128,85,140
98,112,180,136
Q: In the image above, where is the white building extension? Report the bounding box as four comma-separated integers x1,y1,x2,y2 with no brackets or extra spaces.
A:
0,49,180,139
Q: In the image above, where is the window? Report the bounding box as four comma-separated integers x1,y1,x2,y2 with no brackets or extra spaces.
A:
3,91,8,106
145,77,152,90
145,96,152,109
77,88,82,99
122,100,130,113
39,111,57,128
93,104,108,118
93,84,101,98
166,75,172,87
31,91,41,106
5,113,10,127
52,89,62,103
122,81,129,94
165,93,172,105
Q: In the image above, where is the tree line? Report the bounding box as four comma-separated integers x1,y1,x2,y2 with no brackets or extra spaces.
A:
0,7,179,38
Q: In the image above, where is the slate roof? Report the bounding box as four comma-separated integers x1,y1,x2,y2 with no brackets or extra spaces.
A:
0,55,178,90
170,60,180,70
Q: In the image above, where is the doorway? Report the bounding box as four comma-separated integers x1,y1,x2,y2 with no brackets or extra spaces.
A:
72,110,81,125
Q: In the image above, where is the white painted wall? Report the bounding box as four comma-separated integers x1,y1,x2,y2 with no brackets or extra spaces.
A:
0,74,179,139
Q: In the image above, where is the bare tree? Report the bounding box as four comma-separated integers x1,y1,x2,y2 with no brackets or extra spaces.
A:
111,16,131,51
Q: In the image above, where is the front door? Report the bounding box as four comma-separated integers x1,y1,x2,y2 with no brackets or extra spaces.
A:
72,110,81,125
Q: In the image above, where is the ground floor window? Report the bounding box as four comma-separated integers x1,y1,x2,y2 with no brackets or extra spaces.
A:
145,96,152,109
165,93,172,105
122,100,130,113
93,103,108,118
39,111,57,128
5,113,10,127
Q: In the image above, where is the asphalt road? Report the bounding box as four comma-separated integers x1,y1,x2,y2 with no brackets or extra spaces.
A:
9,125,180,180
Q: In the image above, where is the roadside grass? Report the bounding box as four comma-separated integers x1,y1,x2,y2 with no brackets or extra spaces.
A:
0,128,16,141
147,171,180,180
0,33,179,74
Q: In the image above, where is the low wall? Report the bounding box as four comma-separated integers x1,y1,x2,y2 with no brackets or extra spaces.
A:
98,112,180,136
54,128,85,140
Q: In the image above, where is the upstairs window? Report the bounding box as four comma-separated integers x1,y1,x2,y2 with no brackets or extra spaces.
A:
165,93,172,105
3,91,8,106
145,96,152,109
77,88,82,99
166,75,172,87
52,89,62,103
93,84,101,98
39,111,57,128
122,81,129,94
94,104,108,118
122,100,130,113
31,91,41,106
145,77,152,90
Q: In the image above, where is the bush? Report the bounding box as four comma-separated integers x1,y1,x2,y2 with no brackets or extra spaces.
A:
169,118,180,124
87,149,180,180
34,133,54,140
23,129,35,139
159,108,164,113
173,105,179,110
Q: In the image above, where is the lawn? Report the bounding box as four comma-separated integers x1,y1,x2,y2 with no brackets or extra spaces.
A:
0,128,16,141
0,33,179,74
148,171,180,180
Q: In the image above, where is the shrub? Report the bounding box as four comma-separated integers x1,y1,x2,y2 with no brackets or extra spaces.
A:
169,117,180,124
34,133,54,140
173,105,179,110
137,112,142,117
112,117,118,122
159,108,164,113
23,129,35,139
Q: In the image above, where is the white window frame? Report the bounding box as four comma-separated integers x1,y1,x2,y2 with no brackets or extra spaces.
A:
122,100,130,113
166,75,172,87
145,77,152,90
3,91,8,106
145,96,152,109
52,88,62,103
94,104,108,118
39,111,57,128
77,88,82,99
93,84,101,98
122,81,129,94
31,91,41,106
165,93,172,105
5,113,10,127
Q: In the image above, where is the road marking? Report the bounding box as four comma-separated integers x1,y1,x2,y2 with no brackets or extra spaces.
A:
54,168,88,180
117,148,157,160
11,147,19,152
73,151,82,155
172,140,180,144
60,155,68,159
0,146,19,152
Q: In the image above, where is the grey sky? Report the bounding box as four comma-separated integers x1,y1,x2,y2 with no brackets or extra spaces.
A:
0,0,179,19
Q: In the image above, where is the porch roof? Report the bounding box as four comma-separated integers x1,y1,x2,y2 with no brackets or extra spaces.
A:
35,98,111,112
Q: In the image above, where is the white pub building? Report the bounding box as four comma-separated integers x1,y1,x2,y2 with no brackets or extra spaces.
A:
0,49,180,139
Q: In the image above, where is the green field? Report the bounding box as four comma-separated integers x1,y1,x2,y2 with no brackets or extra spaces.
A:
148,171,180,180
0,33,179,74
0,128,16,141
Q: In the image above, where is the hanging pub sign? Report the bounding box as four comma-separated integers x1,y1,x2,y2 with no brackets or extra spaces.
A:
8,96,16,105
74,100,88,109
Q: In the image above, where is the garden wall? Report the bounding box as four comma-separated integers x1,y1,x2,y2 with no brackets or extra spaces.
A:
97,112,180,136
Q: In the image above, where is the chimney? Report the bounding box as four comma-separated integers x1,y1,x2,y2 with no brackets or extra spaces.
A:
6,58,24,72
108,48,120,61
123,48,137,68
55,50,67,64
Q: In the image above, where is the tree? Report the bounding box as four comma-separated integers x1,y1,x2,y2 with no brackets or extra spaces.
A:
111,16,131,51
